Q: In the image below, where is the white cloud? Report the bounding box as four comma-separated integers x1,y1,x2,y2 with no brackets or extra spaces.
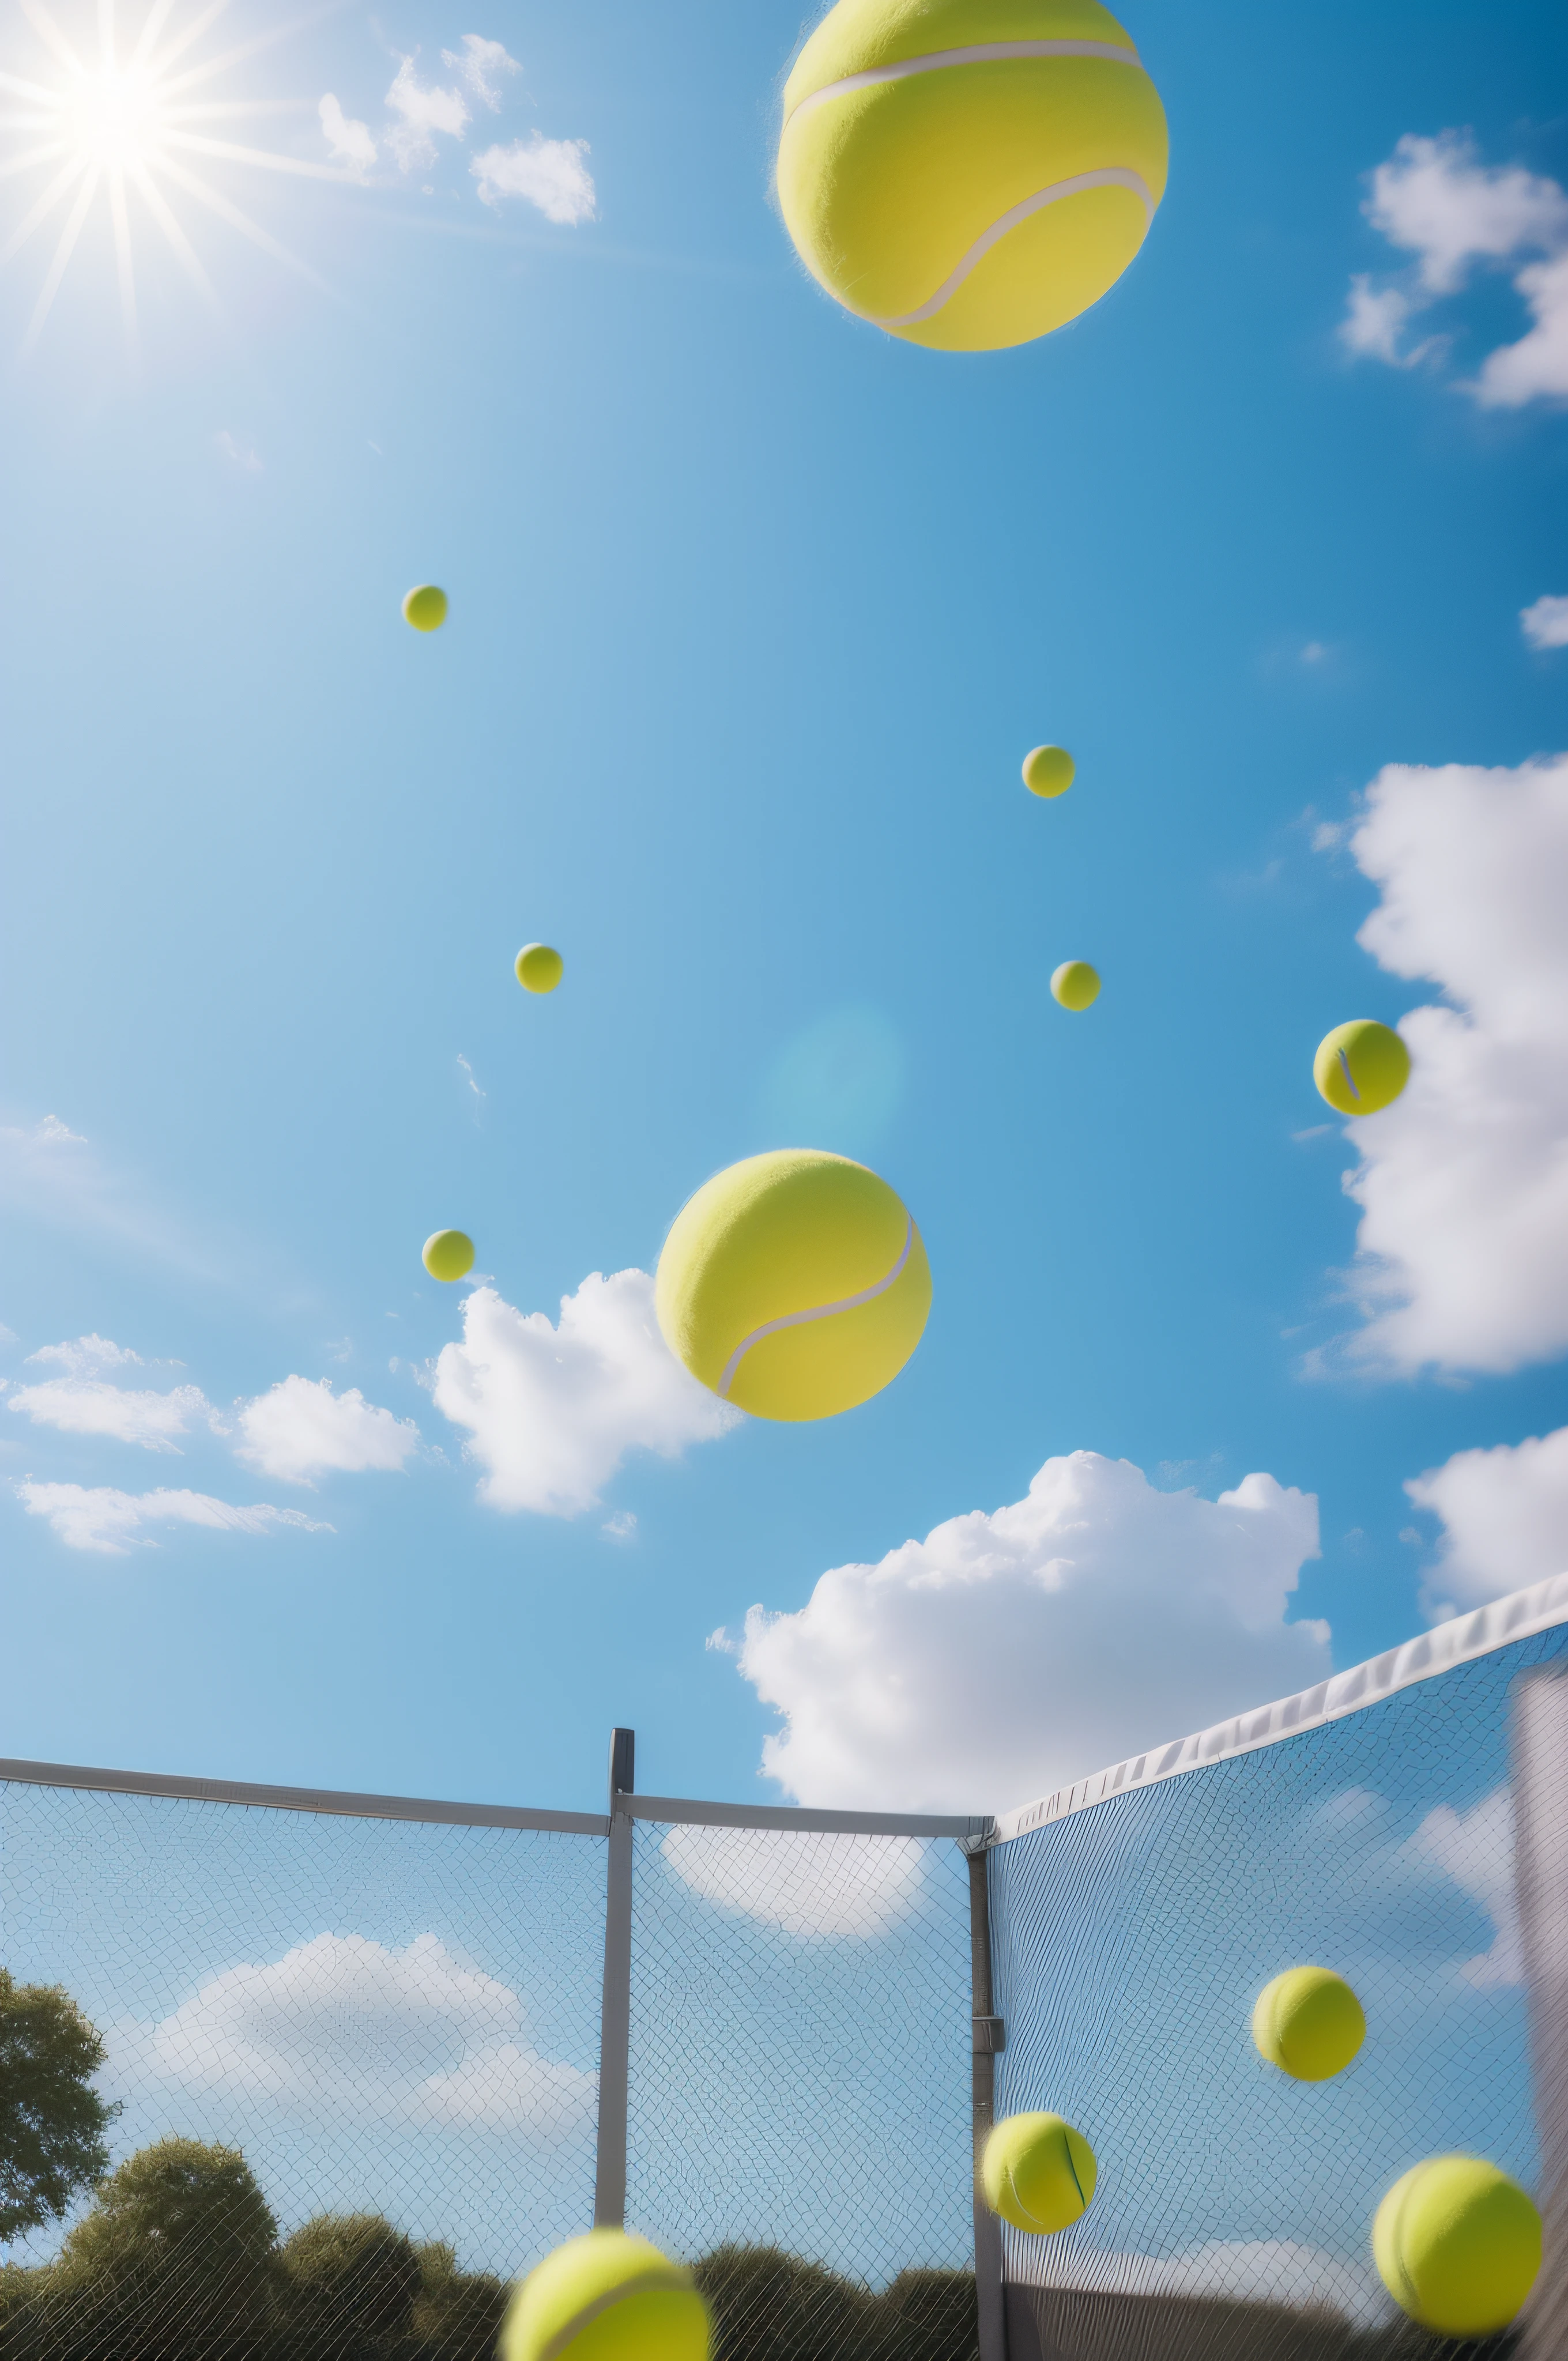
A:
1522,594,1568,651
27,1333,146,1375
384,56,468,173
7,1376,219,1452
16,1481,330,1557
234,1375,421,1487
111,1932,594,2141
432,1273,739,1518
728,1451,1328,1814
319,92,375,172
1406,1427,1568,1612
661,1823,928,1940
1407,1784,1520,1987
1341,133,1568,404
441,34,519,111
1326,755,1568,1375
214,430,261,472
472,135,595,224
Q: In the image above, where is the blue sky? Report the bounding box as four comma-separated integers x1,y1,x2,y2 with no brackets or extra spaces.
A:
2,0,1567,1823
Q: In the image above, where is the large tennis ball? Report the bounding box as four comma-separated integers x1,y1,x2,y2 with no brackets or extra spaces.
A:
423,1230,475,1283
1373,2156,1541,2339
515,944,564,994
655,1149,931,1421
1313,1020,1410,1115
1051,960,1099,1009
500,2231,710,2361
402,584,448,632
1023,745,1075,798
1252,1966,1365,2082
777,0,1169,353
981,2113,1098,2234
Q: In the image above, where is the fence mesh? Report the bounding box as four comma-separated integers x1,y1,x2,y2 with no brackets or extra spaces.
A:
988,1620,1568,2361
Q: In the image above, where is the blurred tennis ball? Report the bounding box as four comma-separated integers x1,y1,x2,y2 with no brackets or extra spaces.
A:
1313,1019,1409,1115
981,2112,1097,2234
422,1231,474,1283
1373,2155,1540,2339
1252,1966,1365,2081
515,944,564,994
1051,960,1100,1010
402,584,448,632
500,2231,710,2361
1022,745,1075,798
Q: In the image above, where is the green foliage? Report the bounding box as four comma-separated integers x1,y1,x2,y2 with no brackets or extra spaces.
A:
0,1970,119,2242
277,2213,422,2355
409,2242,510,2361
693,2247,978,2361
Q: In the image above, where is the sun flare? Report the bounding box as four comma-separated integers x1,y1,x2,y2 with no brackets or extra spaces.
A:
0,0,349,352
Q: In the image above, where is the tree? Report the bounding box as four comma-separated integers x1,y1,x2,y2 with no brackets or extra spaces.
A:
410,2241,510,2361
0,1971,119,2243
277,2213,422,2355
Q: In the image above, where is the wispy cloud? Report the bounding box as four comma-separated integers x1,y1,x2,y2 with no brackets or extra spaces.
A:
384,55,469,173
16,1481,330,1557
1521,593,1568,651
442,35,519,112
214,430,261,473
319,92,375,172
7,1378,221,1453
471,136,595,225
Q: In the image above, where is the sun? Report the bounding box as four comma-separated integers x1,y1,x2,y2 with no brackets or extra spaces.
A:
0,0,351,352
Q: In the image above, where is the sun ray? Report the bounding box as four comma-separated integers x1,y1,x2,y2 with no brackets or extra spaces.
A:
125,0,180,75
0,153,84,264
22,159,97,348
0,142,69,178
142,0,228,83
156,10,336,107
0,69,66,103
150,148,327,288
14,0,85,79
164,128,349,183
128,155,215,303
107,161,134,340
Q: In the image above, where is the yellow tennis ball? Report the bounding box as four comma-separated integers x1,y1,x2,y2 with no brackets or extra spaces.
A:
981,2113,1098,2235
500,2232,710,2361
515,944,564,994
1373,2156,1541,2339
1051,960,1099,1009
1252,1966,1366,2082
777,0,1169,353
1314,1019,1410,1115
655,1149,931,1422
422,1230,474,1283
402,584,448,632
1023,745,1075,798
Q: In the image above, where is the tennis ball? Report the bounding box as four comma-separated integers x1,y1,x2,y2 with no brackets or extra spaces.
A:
402,584,448,632
423,1230,474,1284
655,1149,931,1422
1252,1966,1366,2082
1051,960,1100,1010
981,2112,1098,2235
500,2231,710,2361
1313,1020,1409,1116
1373,2156,1541,2339
1023,745,1075,798
515,944,564,994
777,0,1169,353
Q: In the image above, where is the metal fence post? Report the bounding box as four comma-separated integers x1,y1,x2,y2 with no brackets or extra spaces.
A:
1514,1671,1568,2361
594,1728,635,2229
967,1828,1007,2361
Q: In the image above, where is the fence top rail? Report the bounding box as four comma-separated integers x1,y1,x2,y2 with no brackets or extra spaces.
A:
624,1792,993,1842
989,1570,1568,1847
0,1757,611,1837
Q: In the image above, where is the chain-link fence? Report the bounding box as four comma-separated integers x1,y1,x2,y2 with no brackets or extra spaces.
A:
3,1578,1567,2361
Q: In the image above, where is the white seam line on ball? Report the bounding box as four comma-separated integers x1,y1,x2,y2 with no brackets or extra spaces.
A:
1338,1047,1362,1100
785,39,1141,126
861,167,1154,327
535,2276,689,2361
717,1217,915,1400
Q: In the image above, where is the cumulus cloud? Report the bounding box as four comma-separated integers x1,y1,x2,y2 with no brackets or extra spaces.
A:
471,135,595,224
1407,1785,1520,1987
726,1452,1328,1814
111,1932,594,2141
16,1481,329,1557
1406,1427,1568,1612
319,93,375,172
384,56,468,172
1325,755,1568,1375
234,1376,421,1487
1521,593,1568,651
432,1273,739,1518
661,1823,928,1940
442,34,519,111
7,1376,220,1452
1341,133,1568,405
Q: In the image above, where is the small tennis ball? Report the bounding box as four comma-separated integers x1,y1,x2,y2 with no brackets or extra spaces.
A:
1252,1966,1366,2082
776,0,1169,353
981,2113,1098,2235
422,1230,474,1284
500,2231,710,2361
1313,1019,1409,1115
402,584,448,632
515,944,564,994
1051,960,1100,1010
1373,2156,1541,2339
655,1149,931,1423
1023,745,1075,799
